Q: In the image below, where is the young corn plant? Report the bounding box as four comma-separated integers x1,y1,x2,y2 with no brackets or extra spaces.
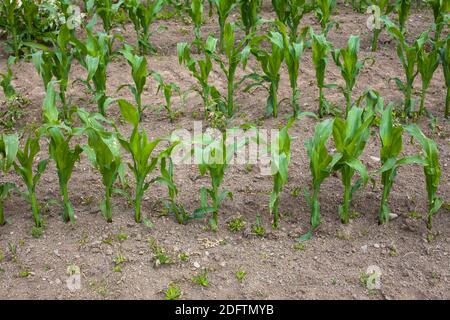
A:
417,38,440,115
118,44,149,122
40,82,82,224
384,18,427,115
427,0,449,41
300,118,339,241
124,0,165,54
396,0,411,33
77,108,122,223
404,124,442,230
0,133,19,226
311,30,333,117
272,0,312,42
151,71,181,122
117,99,178,223
0,0,22,57
268,117,295,229
331,106,375,224
72,16,119,116
240,0,261,36
332,35,366,117
213,0,237,52
14,130,49,228
192,129,245,231
314,0,336,35
277,21,306,117
378,104,426,224
189,0,204,53
212,22,252,117
440,36,449,118
244,31,285,117
29,24,73,120
94,0,124,34
0,56,17,100
178,37,222,117
366,0,395,51
154,157,190,224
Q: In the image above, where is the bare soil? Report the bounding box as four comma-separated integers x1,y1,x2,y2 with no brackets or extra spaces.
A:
0,3,449,299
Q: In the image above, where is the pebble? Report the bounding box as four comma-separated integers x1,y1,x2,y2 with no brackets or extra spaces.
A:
219,261,226,267
193,261,200,269
361,245,368,253
55,278,62,285
374,243,380,248
53,249,61,257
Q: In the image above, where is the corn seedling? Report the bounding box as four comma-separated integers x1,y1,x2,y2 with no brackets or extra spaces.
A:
273,0,312,42
94,0,124,34
314,0,336,35
189,0,204,52
244,31,285,117
395,0,410,33
0,56,17,100
213,0,237,51
275,22,307,117
118,44,149,122
154,157,190,224
29,25,73,120
178,36,223,117
440,35,450,118
40,82,82,224
367,0,395,51
117,99,178,223
151,71,181,122
404,124,442,229
0,0,22,57
124,0,165,54
427,0,450,41
267,117,296,228
192,129,245,231
240,0,261,36
310,29,334,117
77,108,122,222
332,35,366,117
378,104,426,224
72,16,120,116
14,130,49,228
0,133,19,226
384,18,428,115
417,38,440,115
300,118,339,241
211,22,252,117
332,106,375,224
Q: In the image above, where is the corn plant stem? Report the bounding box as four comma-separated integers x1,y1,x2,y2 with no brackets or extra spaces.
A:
30,190,42,228
419,86,427,115
104,187,112,223
371,28,381,52
340,167,353,224
445,87,449,118
227,70,236,117
405,85,413,115
134,178,145,223
270,82,278,118
12,27,19,58
379,171,393,224
0,200,5,226
318,87,324,118
345,90,351,117
61,182,71,222
425,172,436,230
311,187,321,230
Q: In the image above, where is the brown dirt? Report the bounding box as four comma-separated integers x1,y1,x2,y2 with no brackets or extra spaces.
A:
0,2,449,300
